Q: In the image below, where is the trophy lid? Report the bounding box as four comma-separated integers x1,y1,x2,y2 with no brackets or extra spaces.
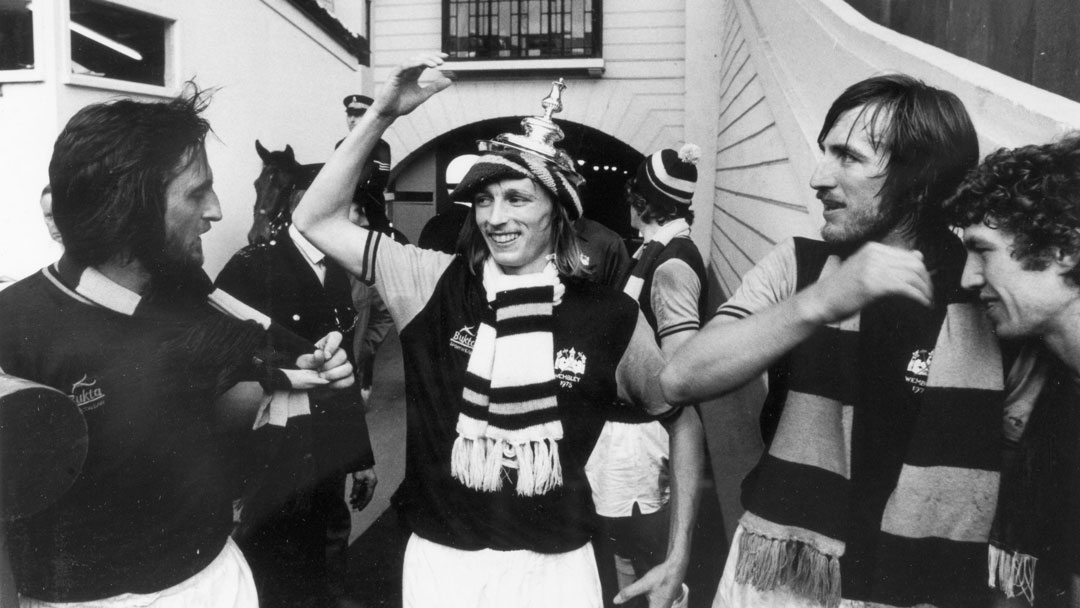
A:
478,79,584,187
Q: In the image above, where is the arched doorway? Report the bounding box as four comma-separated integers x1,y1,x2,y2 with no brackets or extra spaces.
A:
388,118,644,246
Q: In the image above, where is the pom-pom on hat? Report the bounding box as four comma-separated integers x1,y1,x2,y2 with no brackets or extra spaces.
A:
637,144,700,206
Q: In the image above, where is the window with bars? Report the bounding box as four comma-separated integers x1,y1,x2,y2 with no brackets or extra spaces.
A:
443,0,600,60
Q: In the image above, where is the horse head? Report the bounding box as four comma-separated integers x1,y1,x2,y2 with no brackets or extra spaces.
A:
248,140,302,245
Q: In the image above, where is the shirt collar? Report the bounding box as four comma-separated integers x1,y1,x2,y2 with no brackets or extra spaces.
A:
46,256,142,316
643,218,691,244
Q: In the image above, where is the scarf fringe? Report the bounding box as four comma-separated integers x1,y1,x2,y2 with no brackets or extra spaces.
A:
451,436,563,495
733,529,841,608
988,544,1036,604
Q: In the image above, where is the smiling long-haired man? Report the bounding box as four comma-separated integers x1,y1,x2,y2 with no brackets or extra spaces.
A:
662,75,1039,607
294,54,703,608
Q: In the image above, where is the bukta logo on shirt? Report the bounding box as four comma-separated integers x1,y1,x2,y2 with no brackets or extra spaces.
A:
450,325,476,355
905,349,933,394
555,347,587,388
70,374,106,411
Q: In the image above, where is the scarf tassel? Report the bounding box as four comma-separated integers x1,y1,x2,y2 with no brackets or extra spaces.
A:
481,438,504,492
450,436,563,495
988,544,1036,604
516,438,563,496
451,435,492,489
733,529,841,608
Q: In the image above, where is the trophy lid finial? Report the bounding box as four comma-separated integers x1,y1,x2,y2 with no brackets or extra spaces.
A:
478,78,583,186
540,78,566,121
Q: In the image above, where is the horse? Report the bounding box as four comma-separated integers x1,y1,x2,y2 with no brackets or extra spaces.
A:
248,140,322,245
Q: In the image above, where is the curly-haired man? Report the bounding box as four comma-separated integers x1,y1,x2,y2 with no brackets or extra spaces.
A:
945,135,1080,606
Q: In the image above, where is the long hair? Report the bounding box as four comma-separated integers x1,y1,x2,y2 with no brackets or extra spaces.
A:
458,191,589,278
818,74,979,239
49,84,213,268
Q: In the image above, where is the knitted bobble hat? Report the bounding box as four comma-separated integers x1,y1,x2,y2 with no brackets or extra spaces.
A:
451,149,583,221
451,79,585,220
637,143,700,206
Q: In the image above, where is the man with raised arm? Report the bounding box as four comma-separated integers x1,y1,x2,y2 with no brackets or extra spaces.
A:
0,89,353,607
294,54,700,608
662,75,1019,607
944,135,1080,607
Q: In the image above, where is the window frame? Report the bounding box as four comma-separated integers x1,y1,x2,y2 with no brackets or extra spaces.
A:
60,0,180,97
0,0,48,84
440,0,605,77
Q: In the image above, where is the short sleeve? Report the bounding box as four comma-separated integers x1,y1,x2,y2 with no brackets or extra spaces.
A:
359,230,456,329
650,258,702,341
714,238,798,321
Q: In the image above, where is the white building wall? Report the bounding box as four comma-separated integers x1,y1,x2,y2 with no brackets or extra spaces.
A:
0,0,64,282
710,0,1080,298
702,0,1080,541
0,0,374,280
708,0,819,297
369,0,690,172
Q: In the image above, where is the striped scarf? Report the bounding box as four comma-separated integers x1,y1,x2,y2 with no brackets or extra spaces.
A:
734,251,1009,607
623,218,690,299
451,257,567,496
988,345,1050,603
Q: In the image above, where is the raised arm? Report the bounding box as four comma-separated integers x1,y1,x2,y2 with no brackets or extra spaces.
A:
293,53,451,277
660,294,822,405
660,241,933,405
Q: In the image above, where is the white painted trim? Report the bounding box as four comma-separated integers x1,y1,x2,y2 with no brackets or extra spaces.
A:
66,73,179,97
0,70,44,84
441,58,605,79
258,0,362,72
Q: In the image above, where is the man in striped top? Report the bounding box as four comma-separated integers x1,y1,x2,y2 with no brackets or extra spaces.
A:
663,75,1023,607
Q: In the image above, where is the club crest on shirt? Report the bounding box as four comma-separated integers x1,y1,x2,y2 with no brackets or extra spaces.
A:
450,325,476,355
70,374,106,411
555,347,587,388
905,349,933,394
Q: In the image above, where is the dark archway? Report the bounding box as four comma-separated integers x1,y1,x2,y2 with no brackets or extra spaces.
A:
399,117,644,241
